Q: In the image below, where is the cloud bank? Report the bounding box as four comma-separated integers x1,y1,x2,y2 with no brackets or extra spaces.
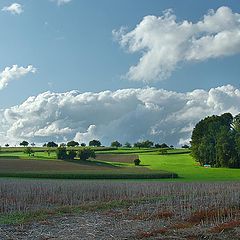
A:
0,65,36,90
2,3,23,15
1,85,240,146
114,6,240,82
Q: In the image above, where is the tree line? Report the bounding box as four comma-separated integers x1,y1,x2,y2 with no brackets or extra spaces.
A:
16,140,179,149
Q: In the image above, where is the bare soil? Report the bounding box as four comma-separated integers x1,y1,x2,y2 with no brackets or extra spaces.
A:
95,154,139,163
1,202,240,240
0,158,118,172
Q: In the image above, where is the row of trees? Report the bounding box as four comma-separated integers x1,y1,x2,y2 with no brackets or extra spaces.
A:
191,113,240,168
56,147,96,161
18,140,176,149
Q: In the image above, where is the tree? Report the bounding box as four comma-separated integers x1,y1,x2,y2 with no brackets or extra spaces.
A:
56,147,68,160
124,142,132,148
89,140,101,147
155,143,169,148
191,112,240,168
81,143,86,147
5,144,9,147
47,141,58,148
233,113,240,132
20,141,29,147
111,141,122,148
24,147,34,156
134,158,141,166
68,150,77,160
67,141,79,147
56,147,78,160
134,142,142,149
134,140,154,148
77,148,96,161
182,144,190,149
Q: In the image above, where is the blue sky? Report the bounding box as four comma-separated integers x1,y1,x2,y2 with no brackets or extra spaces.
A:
0,0,240,146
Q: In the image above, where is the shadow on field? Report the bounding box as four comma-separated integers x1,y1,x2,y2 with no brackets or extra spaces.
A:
65,159,120,168
0,155,21,159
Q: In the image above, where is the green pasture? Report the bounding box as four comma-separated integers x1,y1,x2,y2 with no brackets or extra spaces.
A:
140,153,240,181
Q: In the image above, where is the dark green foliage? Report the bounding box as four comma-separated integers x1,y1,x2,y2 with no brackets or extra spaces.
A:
0,172,178,179
233,113,240,132
77,148,96,160
24,147,34,156
67,141,79,147
134,140,154,148
56,147,77,160
47,141,58,148
89,140,101,147
134,158,141,166
56,147,68,160
111,141,122,148
191,113,240,168
20,141,29,147
182,144,190,149
5,144,9,147
124,142,132,148
68,150,77,160
80,143,86,147
155,143,169,148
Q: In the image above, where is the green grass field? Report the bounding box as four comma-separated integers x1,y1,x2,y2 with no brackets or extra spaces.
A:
139,153,240,181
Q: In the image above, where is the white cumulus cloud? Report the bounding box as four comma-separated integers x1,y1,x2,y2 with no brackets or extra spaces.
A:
0,65,36,90
113,6,240,82
51,0,72,6
2,3,23,15
0,85,240,146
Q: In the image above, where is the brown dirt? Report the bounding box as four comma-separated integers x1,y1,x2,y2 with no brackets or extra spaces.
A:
1,204,240,240
95,154,139,163
0,158,118,172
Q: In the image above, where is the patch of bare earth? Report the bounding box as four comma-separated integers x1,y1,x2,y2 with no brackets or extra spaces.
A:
1,202,240,240
95,154,138,163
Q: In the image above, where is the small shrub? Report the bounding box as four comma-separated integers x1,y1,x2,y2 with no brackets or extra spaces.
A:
134,159,141,166
24,147,34,156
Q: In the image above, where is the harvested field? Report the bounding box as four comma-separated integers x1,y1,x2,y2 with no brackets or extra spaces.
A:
95,154,139,163
0,158,117,172
0,158,175,179
1,180,240,239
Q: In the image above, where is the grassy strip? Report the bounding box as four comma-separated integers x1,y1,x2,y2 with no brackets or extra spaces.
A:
0,172,178,179
0,200,134,225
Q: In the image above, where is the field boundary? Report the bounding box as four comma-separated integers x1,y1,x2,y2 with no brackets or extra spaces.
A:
0,172,178,179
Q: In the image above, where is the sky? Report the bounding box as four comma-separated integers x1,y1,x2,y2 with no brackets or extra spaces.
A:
0,0,240,146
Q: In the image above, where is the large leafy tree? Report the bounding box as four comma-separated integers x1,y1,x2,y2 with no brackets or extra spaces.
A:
89,140,101,147
47,141,58,148
20,141,29,147
111,141,122,148
191,112,240,168
67,141,79,147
